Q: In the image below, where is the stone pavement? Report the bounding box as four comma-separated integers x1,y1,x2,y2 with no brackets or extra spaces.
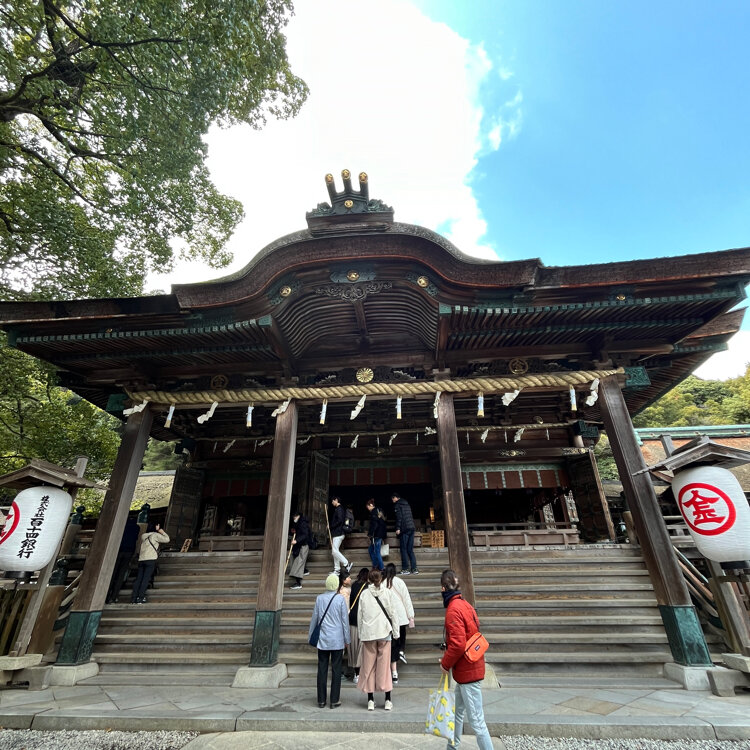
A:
1,681,749,743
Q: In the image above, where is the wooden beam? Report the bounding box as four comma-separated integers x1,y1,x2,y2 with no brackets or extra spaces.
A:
436,393,475,606
598,376,711,667
250,400,298,666
57,408,153,665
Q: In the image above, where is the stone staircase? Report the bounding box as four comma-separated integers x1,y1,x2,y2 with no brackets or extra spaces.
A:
81,544,703,689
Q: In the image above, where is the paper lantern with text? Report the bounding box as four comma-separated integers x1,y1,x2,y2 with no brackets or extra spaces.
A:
0,487,72,572
672,466,750,563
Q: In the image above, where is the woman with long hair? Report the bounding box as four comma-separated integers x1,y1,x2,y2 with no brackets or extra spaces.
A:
384,562,414,683
357,568,399,710
348,567,370,684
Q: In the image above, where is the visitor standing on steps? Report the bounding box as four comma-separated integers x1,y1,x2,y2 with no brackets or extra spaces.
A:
439,568,494,750
366,498,387,571
131,523,169,604
329,496,351,575
289,511,311,590
392,492,418,574
309,572,350,709
384,562,415,683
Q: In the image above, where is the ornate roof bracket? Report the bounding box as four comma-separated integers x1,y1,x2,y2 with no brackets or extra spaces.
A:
306,169,394,233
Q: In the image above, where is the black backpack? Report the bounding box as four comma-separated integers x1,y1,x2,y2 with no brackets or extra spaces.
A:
343,508,355,534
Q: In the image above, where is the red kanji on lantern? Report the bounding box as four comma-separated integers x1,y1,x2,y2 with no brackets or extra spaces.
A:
678,482,737,536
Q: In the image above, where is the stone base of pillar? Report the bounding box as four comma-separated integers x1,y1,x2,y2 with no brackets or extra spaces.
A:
232,663,287,688
47,661,99,686
722,653,750,673
664,662,712,690
482,664,500,689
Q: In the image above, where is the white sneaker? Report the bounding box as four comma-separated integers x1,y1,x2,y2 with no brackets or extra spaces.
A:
392,671,398,683
367,700,375,711
353,674,359,684
384,699,393,711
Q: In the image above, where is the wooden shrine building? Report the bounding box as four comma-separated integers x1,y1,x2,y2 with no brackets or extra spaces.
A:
1,170,749,676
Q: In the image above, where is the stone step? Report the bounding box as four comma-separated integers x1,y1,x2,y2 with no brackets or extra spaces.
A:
93,651,250,664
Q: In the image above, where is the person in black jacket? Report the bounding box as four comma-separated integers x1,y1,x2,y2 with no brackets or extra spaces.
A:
329,496,351,575
392,493,418,574
106,516,140,603
365,499,387,571
289,511,311,589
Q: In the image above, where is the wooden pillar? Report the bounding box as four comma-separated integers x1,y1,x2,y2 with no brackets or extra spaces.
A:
436,393,475,606
598,376,711,666
250,400,298,666
57,409,153,665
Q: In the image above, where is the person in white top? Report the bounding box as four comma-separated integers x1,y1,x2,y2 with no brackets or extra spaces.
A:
384,562,415,683
357,568,399,711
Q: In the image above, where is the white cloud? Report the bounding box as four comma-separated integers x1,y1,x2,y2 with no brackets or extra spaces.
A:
147,0,505,290
693,329,750,381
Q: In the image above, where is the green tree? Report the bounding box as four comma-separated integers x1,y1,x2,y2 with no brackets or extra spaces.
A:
632,375,729,428
715,365,750,424
142,437,182,471
1,0,307,299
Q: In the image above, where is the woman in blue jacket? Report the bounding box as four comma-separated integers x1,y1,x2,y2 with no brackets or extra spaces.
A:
309,572,351,708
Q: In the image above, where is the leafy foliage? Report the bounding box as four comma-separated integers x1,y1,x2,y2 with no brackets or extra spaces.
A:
0,0,307,299
142,437,182,471
632,375,734,428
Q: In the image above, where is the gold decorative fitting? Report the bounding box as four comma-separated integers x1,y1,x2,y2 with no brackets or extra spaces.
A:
508,358,529,375
359,172,368,182
210,374,229,389
342,169,351,179
417,275,429,288
325,173,334,183
346,270,360,281
356,367,374,383
344,199,354,209
616,293,627,301
279,285,292,297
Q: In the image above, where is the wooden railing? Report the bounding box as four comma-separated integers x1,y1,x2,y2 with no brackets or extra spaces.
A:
469,522,580,548
0,581,38,656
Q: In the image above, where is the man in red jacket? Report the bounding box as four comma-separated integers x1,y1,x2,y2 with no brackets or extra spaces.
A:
439,569,494,750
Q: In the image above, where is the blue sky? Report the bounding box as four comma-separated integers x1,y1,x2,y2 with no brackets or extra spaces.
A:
418,0,750,266
153,0,749,378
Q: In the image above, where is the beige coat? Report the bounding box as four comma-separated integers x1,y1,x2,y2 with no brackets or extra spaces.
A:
357,583,399,641
386,574,414,626
138,529,169,562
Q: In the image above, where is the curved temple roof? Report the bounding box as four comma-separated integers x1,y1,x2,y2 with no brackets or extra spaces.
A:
0,171,748,448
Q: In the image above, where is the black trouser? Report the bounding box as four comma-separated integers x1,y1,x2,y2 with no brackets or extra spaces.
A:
317,648,343,705
390,624,407,662
106,553,132,602
132,559,156,601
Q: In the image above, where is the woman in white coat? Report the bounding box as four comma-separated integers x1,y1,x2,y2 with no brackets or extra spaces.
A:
357,568,399,711
384,562,414,682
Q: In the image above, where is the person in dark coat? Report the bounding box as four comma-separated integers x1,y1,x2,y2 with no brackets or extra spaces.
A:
439,569,493,750
391,493,417,574
106,516,140,603
289,511,311,589
366,499,387,571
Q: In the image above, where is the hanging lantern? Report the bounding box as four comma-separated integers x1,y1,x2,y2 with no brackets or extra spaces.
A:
672,466,750,563
0,487,73,573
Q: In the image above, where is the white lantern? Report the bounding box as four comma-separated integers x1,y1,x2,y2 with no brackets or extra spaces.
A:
672,466,750,563
0,487,73,572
